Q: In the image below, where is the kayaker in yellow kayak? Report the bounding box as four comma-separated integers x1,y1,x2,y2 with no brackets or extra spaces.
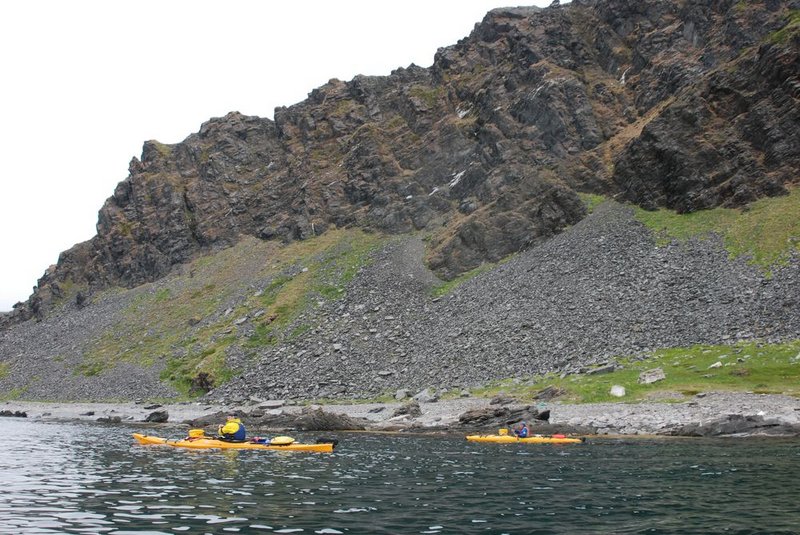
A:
512,422,529,438
218,413,247,442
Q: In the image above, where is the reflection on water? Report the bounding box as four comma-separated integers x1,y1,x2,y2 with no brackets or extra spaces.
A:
1,418,799,534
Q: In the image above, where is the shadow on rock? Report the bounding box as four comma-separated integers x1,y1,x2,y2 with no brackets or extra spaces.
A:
670,414,800,437
295,407,368,431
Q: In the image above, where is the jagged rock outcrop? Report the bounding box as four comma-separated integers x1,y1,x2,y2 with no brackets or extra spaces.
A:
3,0,797,329
294,407,368,431
613,31,800,211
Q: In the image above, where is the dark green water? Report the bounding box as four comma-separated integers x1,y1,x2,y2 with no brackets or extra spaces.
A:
1,419,798,534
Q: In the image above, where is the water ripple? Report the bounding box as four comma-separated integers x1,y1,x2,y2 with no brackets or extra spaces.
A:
2,421,800,533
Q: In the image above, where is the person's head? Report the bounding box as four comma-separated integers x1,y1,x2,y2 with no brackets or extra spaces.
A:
227,413,237,420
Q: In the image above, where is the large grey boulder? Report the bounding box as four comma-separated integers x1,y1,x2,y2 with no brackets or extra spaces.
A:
294,407,367,431
144,410,169,423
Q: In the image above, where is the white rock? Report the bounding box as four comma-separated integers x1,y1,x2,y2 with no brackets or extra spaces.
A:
610,385,626,397
413,388,439,403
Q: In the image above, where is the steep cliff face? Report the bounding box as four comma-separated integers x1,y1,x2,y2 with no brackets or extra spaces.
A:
613,28,800,211
4,0,799,328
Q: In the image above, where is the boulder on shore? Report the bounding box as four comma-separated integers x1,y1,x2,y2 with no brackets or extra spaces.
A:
670,414,800,437
457,404,545,429
0,410,27,418
294,407,367,431
144,410,169,423
392,400,422,418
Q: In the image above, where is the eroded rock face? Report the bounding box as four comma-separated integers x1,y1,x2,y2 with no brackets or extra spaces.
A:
612,37,800,212
4,0,799,327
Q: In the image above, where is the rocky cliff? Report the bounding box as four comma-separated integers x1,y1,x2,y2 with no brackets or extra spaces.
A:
2,0,796,327
1,0,799,402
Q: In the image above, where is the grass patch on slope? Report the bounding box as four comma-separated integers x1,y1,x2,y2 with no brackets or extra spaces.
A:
634,187,800,270
430,262,498,298
80,229,385,397
768,10,800,44
471,340,800,403
578,192,607,213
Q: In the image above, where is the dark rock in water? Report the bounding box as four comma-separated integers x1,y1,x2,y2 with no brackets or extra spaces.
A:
81,411,95,416
97,416,122,424
392,401,422,418
143,404,163,410
294,407,366,431
185,411,227,428
535,409,550,422
144,410,169,423
671,414,800,437
0,410,27,418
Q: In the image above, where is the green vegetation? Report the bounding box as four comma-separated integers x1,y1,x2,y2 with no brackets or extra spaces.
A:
0,362,9,379
768,10,800,44
150,141,173,158
578,192,606,213
154,288,171,302
243,231,383,349
471,340,800,403
82,229,386,398
160,341,235,395
407,85,443,108
245,322,277,348
634,187,800,270
0,387,27,401
76,360,105,377
333,99,357,116
48,277,88,310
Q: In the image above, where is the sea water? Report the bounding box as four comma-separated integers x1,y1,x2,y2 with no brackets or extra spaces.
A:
1,418,798,534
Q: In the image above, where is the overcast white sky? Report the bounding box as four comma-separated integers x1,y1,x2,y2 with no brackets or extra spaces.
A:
0,1,556,312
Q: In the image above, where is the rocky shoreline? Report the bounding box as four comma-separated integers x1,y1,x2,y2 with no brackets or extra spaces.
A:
3,391,800,438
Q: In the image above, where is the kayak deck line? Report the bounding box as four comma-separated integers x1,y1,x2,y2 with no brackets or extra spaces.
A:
466,434,585,444
132,433,335,453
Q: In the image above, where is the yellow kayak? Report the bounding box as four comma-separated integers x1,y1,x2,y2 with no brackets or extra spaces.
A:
466,434,584,444
132,433,335,453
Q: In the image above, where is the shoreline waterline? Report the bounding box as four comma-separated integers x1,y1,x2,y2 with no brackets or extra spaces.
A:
3,390,800,437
